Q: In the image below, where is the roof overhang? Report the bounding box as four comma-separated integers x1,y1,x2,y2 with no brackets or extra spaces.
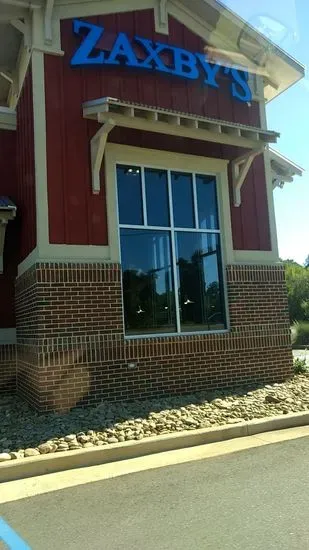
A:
269,148,303,189
189,0,305,102
83,96,280,206
0,106,16,131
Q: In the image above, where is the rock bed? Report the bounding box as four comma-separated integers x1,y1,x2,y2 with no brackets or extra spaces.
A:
1,374,309,462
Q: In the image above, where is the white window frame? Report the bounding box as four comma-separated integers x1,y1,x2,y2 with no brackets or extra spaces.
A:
104,144,233,339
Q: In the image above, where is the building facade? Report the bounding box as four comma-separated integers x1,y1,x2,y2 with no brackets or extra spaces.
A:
0,0,304,411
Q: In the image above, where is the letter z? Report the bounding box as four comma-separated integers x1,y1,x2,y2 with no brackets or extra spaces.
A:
71,19,105,66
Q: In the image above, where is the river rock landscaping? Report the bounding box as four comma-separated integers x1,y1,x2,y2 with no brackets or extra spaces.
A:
1,373,309,463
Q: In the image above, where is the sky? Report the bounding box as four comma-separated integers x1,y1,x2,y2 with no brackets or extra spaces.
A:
221,0,309,265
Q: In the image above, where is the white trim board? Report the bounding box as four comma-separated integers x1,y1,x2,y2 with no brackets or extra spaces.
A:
17,245,113,276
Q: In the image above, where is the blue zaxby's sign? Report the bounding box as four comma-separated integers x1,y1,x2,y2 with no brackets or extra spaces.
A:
71,19,252,103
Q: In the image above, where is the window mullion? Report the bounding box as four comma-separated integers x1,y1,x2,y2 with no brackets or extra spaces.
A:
167,170,181,334
141,166,148,226
192,173,199,229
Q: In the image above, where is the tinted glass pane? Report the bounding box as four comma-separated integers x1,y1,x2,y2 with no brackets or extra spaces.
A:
145,169,169,227
196,175,219,230
171,172,195,228
120,229,176,335
175,232,226,332
117,165,143,225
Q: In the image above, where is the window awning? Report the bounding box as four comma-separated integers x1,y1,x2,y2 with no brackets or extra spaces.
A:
83,97,279,149
83,97,280,206
0,107,16,131
0,196,17,273
269,148,303,189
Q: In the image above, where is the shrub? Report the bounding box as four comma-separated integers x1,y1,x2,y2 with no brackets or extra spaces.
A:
285,262,309,322
292,321,309,346
294,357,308,375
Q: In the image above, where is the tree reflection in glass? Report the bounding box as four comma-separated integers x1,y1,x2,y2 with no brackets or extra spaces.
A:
176,232,226,331
117,164,227,336
120,229,176,335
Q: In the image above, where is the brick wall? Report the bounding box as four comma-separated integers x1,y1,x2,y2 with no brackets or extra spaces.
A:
0,344,16,393
15,262,293,412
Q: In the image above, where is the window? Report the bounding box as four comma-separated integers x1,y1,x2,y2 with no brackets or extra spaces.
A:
117,164,226,336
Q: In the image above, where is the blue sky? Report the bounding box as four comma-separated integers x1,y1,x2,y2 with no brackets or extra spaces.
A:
221,0,309,265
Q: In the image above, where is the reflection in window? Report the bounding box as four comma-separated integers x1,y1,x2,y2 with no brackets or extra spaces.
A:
196,174,219,230
120,229,176,335
117,164,226,336
117,165,143,225
145,169,169,227
171,172,195,228
176,232,225,331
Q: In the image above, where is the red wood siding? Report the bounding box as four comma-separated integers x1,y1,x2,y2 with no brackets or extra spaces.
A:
228,152,270,251
44,9,270,250
0,70,36,329
0,130,18,328
16,70,36,261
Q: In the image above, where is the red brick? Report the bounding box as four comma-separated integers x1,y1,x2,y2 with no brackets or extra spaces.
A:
14,262,293,412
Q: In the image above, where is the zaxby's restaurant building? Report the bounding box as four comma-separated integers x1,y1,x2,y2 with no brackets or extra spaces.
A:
0,0,304,411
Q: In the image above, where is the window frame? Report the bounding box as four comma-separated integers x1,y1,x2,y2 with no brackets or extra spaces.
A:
105,144,232,339
116,163,228,338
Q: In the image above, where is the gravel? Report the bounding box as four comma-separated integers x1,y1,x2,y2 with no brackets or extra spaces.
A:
1,374,309,461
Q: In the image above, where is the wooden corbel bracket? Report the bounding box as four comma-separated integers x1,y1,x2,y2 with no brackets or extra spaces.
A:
231,146,265,207
90,119,115,194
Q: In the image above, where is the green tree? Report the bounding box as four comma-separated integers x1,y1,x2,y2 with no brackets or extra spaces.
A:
284,261,309,322
305,255,309,268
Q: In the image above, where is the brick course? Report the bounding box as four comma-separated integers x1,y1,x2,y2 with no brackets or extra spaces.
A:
15,262,293,412
0,344,16,393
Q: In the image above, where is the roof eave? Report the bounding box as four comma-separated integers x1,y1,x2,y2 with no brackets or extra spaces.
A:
213,0,305,73
202,0,305,101
269,148,304,189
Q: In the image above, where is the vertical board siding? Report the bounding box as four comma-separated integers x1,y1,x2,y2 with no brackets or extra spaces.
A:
45,54,108,245
0,69,36,330
0,130,18,328
45,9,270,250
16,70,36,260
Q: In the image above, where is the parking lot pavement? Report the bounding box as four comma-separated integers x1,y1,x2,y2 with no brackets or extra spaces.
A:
1,435,309,549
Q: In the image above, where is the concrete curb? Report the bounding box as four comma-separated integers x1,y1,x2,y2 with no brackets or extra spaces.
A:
1,411,309,483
